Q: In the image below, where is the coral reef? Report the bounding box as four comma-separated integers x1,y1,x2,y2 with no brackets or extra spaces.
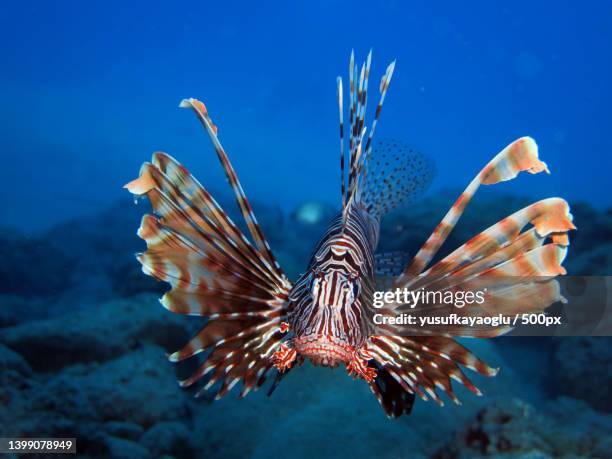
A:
434,397,612,458
0,297,196,459
0,296,193,372
553,337,612,412
0,193,610,458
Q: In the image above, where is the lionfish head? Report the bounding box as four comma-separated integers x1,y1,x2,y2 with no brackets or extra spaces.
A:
291,268,363,367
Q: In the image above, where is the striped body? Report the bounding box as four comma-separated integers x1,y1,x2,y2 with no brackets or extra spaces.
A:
288,205,378,367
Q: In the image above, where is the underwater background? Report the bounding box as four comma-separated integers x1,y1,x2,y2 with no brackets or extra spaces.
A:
1,1,611,458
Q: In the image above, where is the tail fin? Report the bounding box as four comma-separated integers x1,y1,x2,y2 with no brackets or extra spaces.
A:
125,101,291,399
368,359,416,418
361,139,435,218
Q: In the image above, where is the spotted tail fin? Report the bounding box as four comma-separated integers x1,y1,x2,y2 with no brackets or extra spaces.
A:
125,106,292,399
361,139,435,219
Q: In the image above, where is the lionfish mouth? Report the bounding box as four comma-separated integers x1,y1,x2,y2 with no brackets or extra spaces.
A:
293,334,355,368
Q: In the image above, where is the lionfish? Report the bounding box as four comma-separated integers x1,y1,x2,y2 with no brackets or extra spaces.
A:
125,51,575,417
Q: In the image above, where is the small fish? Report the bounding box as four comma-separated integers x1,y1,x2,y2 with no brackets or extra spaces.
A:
125,51,575,417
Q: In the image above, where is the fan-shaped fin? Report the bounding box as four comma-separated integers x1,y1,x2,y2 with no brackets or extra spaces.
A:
402,137,549,280
126,140,291,399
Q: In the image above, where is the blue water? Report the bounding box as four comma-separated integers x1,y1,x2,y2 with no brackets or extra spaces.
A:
1,3,612,458
1,1,611,230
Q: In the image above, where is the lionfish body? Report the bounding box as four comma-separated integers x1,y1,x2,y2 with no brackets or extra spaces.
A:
287,206,377,370
126,51,575,417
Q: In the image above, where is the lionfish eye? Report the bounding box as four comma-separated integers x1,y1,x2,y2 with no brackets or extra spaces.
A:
352,281,360,298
